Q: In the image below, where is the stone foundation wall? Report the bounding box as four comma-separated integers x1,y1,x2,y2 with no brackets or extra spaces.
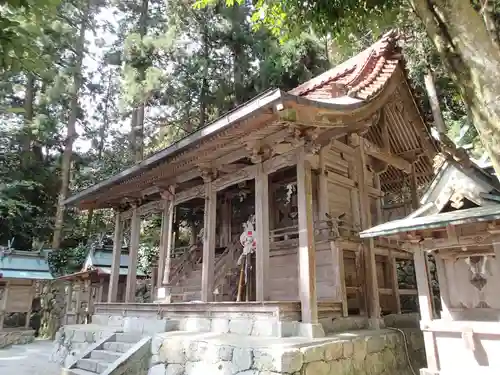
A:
0,330,35,348
50,325,118,366
149,329,426,375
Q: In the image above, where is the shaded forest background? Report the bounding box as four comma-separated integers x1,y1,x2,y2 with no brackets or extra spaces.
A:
0,0,487,275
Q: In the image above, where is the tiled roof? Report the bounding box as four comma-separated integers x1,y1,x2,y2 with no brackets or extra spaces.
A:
0,250,53,280
290,30,400,101
84,248,147,277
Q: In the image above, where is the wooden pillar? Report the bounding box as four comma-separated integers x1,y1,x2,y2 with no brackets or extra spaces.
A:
220,194,232,247
108,209,123,302
201,176,216,302
158,190,175,291
373,173,383,225
125,204,141,303
388,251,401,314
296,148,319,324
318,148,330,220
413,246,439,372
433,256,451,319
25,281,35,329
410,164,419,210
352,135,380,327
65,281,73,324
96,278,104,304
0,281,10,329
255,163,270,301
75,282,82,324
85,279,92,322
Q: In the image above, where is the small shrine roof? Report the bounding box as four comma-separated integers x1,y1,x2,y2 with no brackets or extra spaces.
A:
360,204,500,239
0,249,53,280
83,246,147,278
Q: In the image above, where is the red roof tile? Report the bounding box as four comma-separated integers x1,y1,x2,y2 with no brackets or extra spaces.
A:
289,30,401,101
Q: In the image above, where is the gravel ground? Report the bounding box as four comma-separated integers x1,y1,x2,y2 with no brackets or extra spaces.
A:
0,339,61,375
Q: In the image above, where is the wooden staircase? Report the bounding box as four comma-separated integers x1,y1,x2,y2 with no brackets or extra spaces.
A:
169,239,242,302
63,333,151,375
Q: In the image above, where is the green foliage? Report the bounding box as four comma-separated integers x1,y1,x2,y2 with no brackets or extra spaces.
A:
47,243,88,276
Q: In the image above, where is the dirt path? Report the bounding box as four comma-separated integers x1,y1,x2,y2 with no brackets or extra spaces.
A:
0,339,61,375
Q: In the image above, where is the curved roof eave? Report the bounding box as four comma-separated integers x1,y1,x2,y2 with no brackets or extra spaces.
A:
64,90,372,208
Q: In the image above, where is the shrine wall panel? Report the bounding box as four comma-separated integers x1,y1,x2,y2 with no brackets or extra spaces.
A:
327,181,352,221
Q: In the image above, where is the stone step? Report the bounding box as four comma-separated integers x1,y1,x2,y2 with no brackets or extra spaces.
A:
90,349,122,362
68,368,97,375
76,358,111,373
103,341,135,353
114,332,142,343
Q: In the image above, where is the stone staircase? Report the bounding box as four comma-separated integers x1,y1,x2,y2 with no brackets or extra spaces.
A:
63,333,151,375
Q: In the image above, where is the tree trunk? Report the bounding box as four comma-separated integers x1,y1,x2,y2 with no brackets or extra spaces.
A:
199,15,209,129
23,74,35,153
409,0,500,179
52,0,90,250
231,4,245,106
130,0,149,164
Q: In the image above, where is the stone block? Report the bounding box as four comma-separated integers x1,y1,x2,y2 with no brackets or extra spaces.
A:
151,334,168,355
251,320,274,337
277,349,304,373
366,335,386,354
183,318,212,332
229,319,253,335
204,345,234,363
300,344,325,363
272,321,298,338
352,337,367,362
324,341,342,361
329,358,353,374
342,341,354,358
232,347,253,372
365,352,385,375
124,317,145,333
297,323,325,338
185,341,208,362
303,361,329,375
108,315,125,327
165,364,184,375
382,348,396,368
149,364,167,375
212,318,230,333
252,350,274,371
158,338,186,364
235,371,259,375
187,361,235,375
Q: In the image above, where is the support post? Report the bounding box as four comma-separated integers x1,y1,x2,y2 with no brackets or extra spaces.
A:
318,147,330,220
414,246,439,372
75,282,82,324
373,173,383,225
389,251,401,314
433,256,451,319
65,281,73,324
255,163,270,301
0,282,9,328
25,281,35,328
410,164,419,210
296,147,319,325
108,209,123,302
201,176,216,302
96,278,104,304
158,189,175,299
125,204,140,303
352,135,381,328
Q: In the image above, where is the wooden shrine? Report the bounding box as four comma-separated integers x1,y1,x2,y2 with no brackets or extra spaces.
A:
360,153,500,374
58,245,147,324
0,249,53,330
63,30,437,331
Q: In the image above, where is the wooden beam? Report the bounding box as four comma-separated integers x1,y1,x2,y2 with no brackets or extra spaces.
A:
296,147,319,324
65,282,73,323
125,205,140,303
255,163,270,301
201,178,217,302
410,164,419,209
351,135,412,173
108,209,123,302
214,164,257,191
388,251,401,314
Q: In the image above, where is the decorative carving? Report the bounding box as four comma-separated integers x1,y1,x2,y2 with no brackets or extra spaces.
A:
214,165,256,191
174,185,205,205
246,142,272,163
198,165,217,182
160,185,175,201
263,151,297,174
465,255,492,308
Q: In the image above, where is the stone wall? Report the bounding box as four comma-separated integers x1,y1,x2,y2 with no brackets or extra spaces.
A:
149,329,426,375
0,330,35,348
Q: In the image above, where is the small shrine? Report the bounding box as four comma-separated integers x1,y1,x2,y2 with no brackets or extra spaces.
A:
360,154,500,374
58,244,147,324
0,248,52,332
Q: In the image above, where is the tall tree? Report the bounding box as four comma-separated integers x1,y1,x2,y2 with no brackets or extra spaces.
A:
52,0,92,250
202,0,500,178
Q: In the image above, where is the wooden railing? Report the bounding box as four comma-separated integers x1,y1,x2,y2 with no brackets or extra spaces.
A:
212,239,242,299
168,244,202,286
269,219,360,244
